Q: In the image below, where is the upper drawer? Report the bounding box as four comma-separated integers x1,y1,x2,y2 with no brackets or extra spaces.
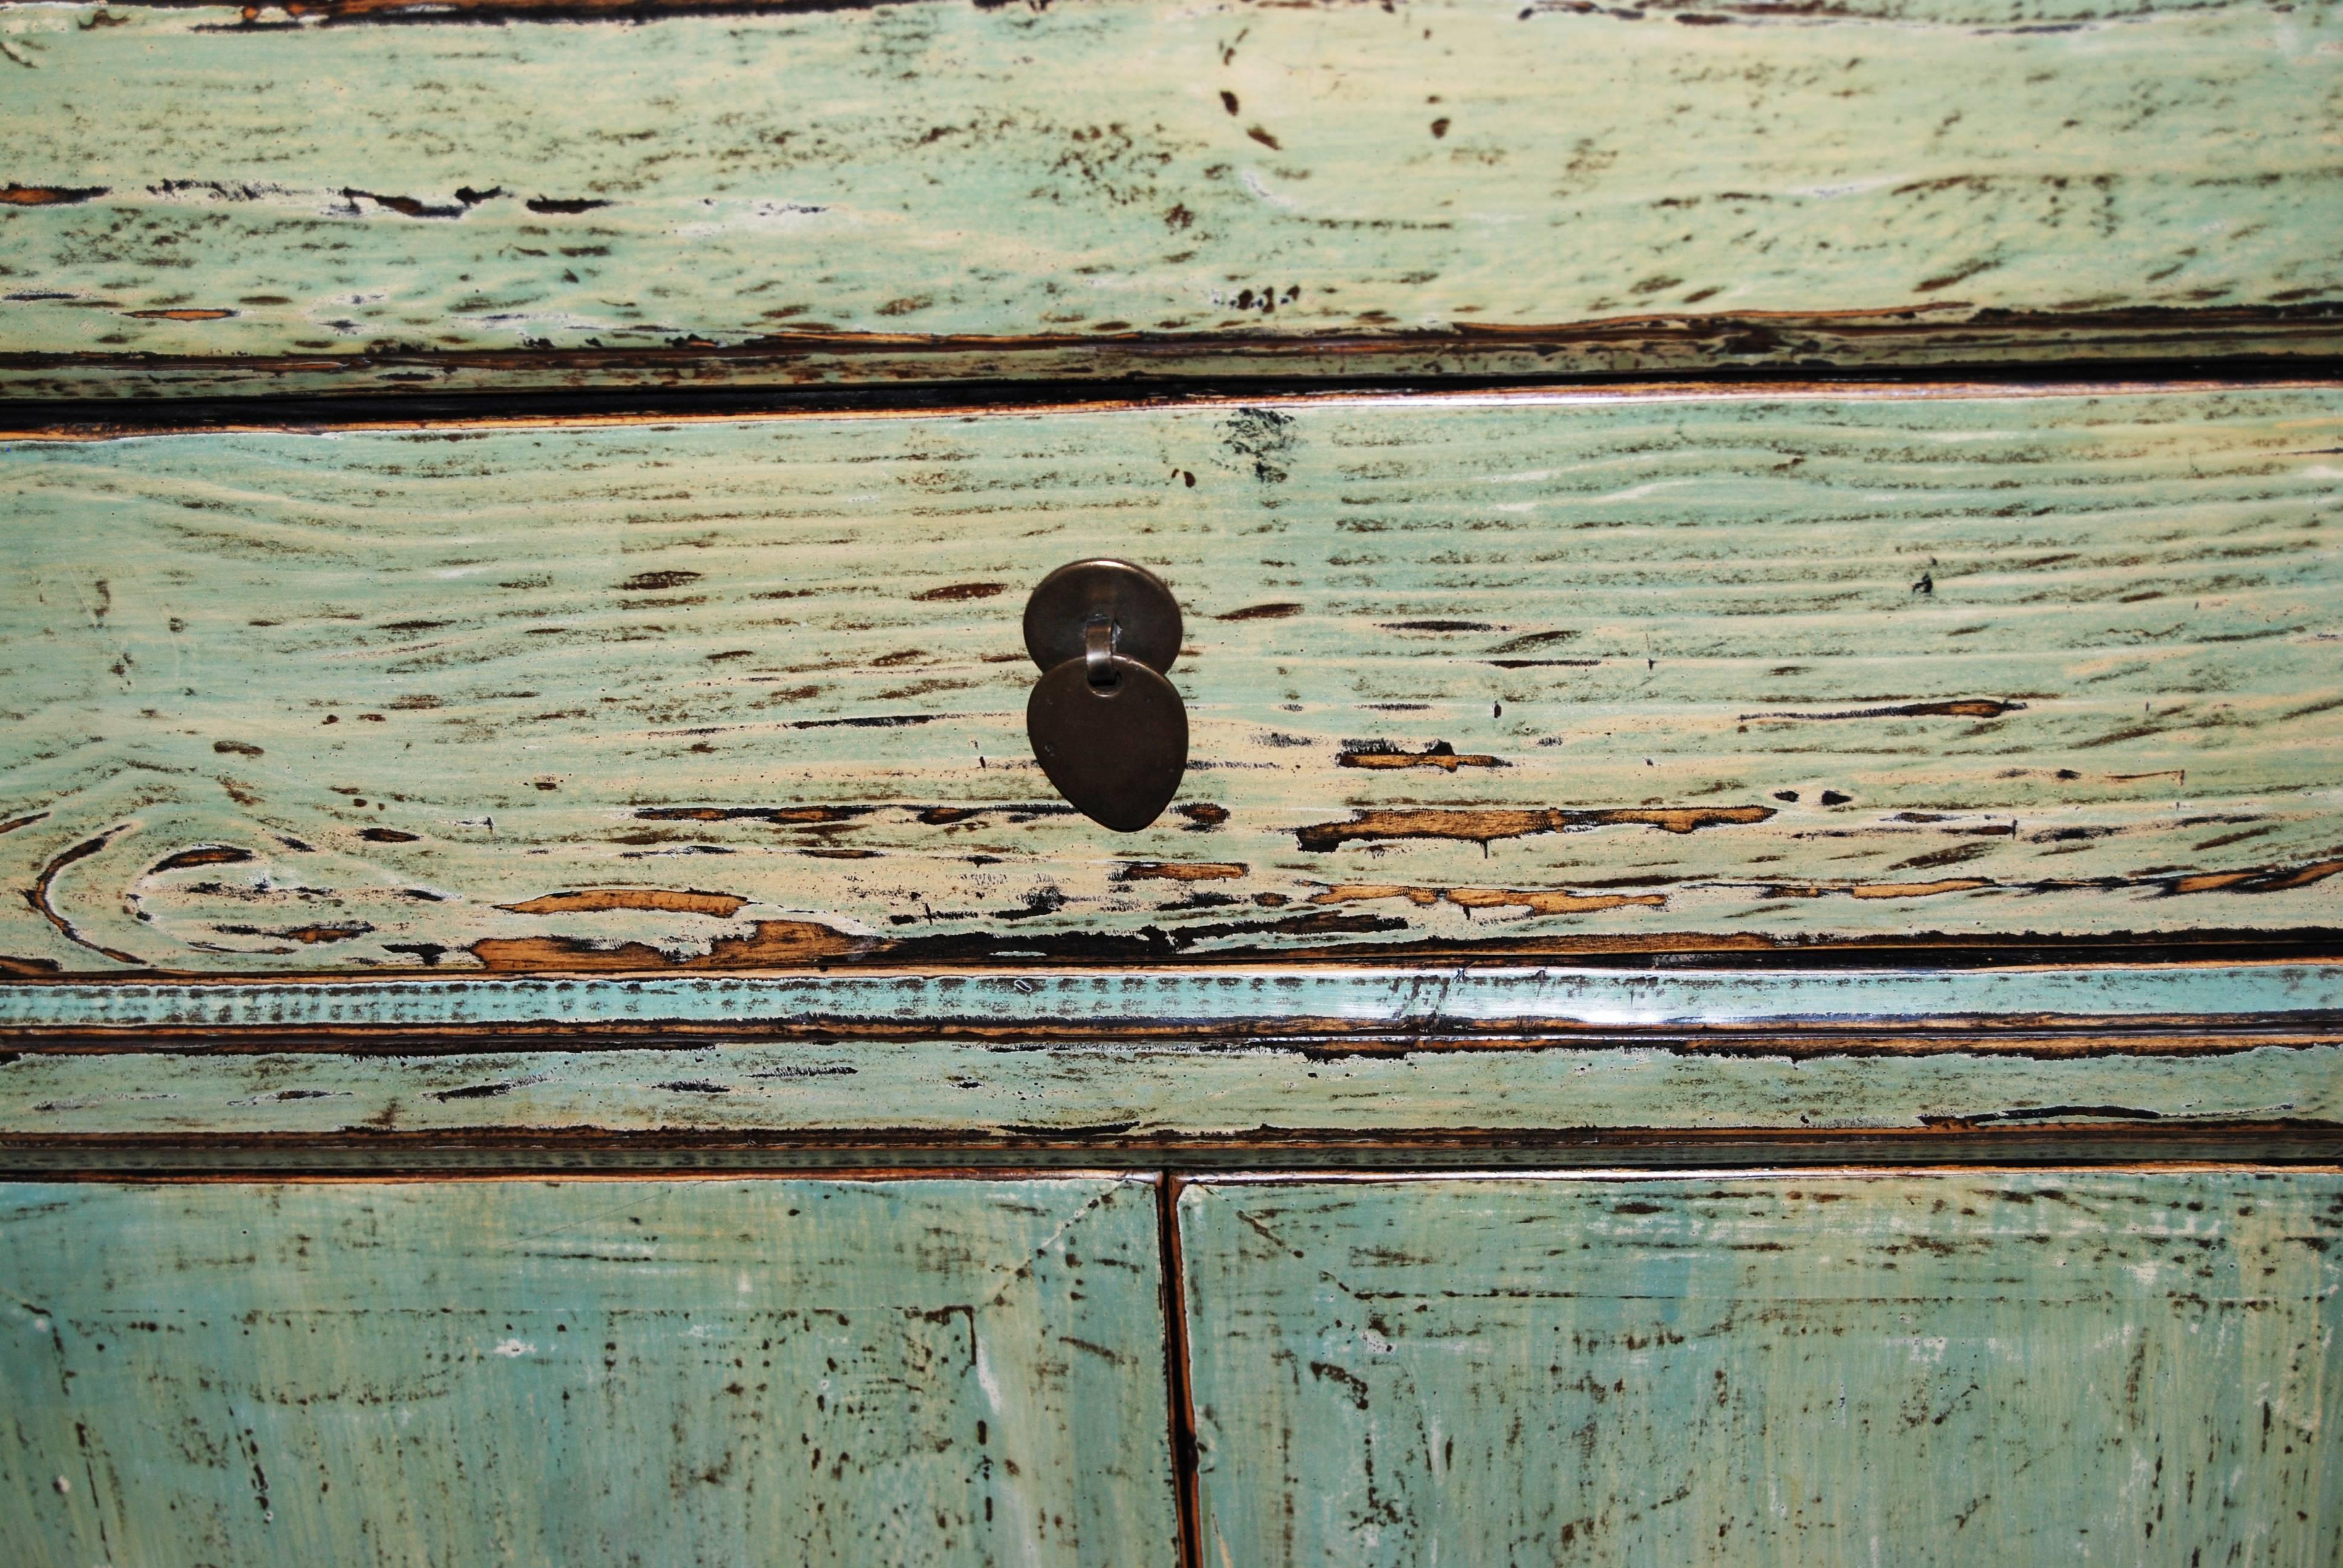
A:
2,0,2337,400
1,380,2338,985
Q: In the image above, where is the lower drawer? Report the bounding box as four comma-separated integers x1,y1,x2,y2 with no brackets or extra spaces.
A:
0,1177,1179,1568
1178,1169,2342,1567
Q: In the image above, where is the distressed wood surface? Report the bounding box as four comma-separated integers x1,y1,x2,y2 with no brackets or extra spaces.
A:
3,1036,2335,1145
0,1175,1178,1567
2,384,2339,978
11,969,2338,1162
1178,1168,2343,1566
2,0,2339,399
7,963,2343,1035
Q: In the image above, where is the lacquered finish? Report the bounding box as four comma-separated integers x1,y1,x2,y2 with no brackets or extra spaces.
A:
1178,1169,2343,1565
0,1176,1179,1567
5,963,2343,1033
0,0,2336,396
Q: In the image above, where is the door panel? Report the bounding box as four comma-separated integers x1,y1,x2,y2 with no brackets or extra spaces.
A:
1177,1169,2342,1566
0,1176,1179,1568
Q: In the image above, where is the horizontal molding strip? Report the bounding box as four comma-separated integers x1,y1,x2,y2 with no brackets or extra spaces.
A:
4,964,2341,1036
5,1135,2338,1178
10,318,2342,407
16,373,2339,442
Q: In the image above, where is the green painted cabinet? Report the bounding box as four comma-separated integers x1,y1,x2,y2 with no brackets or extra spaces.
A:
3,0,2341,1561
1,1177,1179,1567
1179,1171,2343,1566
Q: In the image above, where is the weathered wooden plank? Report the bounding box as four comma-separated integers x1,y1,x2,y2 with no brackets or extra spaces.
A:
0,1175,1178,1567
2,384,2339,976
1178,1169,2343,1566
1,0,2338,397
2,1036,2335,1143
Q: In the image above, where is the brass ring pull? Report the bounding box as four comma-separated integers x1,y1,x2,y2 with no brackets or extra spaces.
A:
1021,560,1189,832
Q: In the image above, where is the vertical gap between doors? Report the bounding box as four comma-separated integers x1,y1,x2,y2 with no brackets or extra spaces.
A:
1156,1171,1204,1568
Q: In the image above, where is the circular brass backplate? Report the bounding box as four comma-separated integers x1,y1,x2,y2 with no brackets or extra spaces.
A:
1022,559,1183,675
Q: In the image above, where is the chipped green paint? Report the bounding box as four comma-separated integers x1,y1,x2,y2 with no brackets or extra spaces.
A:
2,385,2339,975
0,0,2338,396
0,1176,1179,1567
1178,1169,2343,1566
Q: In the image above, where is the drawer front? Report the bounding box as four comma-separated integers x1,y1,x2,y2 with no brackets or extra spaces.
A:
0,1175,1178,1568
2,0,2336,399
1176,1169,2343,1566
2,385,2338,979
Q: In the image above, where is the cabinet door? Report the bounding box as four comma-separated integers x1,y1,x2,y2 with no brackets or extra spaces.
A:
1,1176,1178,1568
1176,1170,2342,1566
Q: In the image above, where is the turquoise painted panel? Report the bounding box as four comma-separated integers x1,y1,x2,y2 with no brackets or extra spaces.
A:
2,386,2340,976
1178,1169,2343,1566
2,1038,2336,1142
0,0,2336,395
0,1177,1178,1567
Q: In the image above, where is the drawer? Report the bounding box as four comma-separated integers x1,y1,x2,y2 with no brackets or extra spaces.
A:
1,1175,1179,1567
3,378,2339,1172
1176,1169,2343,1566
2,0,2336,400
2,384,2339,982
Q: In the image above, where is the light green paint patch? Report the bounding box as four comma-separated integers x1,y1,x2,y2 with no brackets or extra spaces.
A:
0,1176,1178,1567
0,0,2335,392
1179,1169,2343,1565
1,386,2338,974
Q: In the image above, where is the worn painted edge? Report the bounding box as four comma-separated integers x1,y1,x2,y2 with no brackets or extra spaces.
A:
2,964,2341,1036
62,0,2324,19
6,373,2338,440
1176,1161,2343,1187
8,316,2341,405
3,1137,2339,1175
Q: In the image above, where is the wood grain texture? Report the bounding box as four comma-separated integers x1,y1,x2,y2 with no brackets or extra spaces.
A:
1178,1169,2343,1566
3,384,2340,976
0,1175,1178,1567
1,0,2338,397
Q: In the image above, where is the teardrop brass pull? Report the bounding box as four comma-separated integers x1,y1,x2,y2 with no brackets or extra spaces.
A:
1022,560,1188,832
